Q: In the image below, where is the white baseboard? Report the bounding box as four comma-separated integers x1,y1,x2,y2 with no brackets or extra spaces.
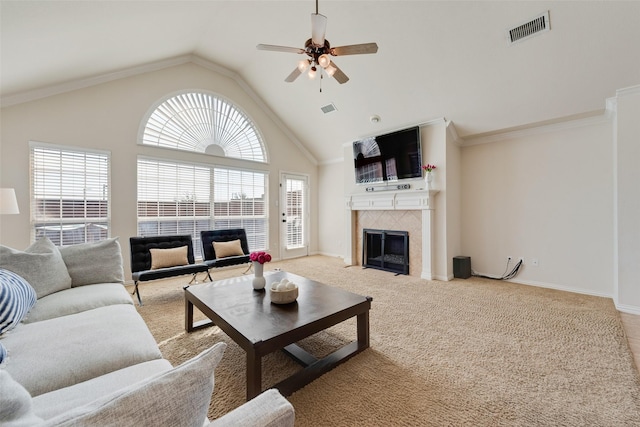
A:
615,303,640,315
506,277,613,299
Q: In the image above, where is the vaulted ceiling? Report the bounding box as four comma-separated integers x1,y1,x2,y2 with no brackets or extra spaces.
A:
2,1,639,164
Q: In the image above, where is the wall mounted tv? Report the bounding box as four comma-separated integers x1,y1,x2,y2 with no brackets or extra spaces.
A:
352,126,422,184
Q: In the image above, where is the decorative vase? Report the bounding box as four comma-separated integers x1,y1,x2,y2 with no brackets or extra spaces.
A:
252,261,266,290
425,171,433,189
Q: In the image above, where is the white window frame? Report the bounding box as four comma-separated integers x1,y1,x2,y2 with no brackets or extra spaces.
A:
30,141,111,246
136,156,268,259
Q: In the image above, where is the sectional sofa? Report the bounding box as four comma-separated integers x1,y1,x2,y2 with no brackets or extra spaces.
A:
0,236,294,426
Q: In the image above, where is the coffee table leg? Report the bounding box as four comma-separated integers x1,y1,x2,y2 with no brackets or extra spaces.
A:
246,349,262,401
357,305,370,350
185,297,194,332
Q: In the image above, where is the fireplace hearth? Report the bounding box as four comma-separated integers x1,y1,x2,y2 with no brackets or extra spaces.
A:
362,229,409,275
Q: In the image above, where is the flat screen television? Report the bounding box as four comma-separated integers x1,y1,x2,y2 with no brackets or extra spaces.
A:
352,126,422,184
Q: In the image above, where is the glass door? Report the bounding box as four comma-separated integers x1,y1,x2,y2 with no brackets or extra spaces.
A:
279,173,309,259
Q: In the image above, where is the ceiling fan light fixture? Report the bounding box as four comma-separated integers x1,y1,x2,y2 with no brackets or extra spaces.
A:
297,59,311,72
308,66,317,79
318,54,331,68
325,64,337,77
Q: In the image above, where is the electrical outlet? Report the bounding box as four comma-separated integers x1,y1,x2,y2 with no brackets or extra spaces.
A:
532,258,539,267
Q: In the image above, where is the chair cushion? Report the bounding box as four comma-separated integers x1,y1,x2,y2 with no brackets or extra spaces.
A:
42,343,226,427
212,239,244,258
58,238,125,287
0,269,37,335
0,237,72,299
150,246,189,269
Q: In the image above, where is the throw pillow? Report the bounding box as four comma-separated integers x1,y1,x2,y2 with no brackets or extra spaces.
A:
0,370,45,426
0,237,72,299
0,269,37,335
58,238,125,287
149,246,189,270
43,342,227,427
212,239,244,258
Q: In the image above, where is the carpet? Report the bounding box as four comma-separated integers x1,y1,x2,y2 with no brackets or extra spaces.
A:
131,255,640,426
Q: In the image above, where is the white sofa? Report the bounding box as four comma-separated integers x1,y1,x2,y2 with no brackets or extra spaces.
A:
0,237,295,427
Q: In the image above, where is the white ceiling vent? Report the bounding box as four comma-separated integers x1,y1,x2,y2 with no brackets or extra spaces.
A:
507,11,550,45
321,103,337,114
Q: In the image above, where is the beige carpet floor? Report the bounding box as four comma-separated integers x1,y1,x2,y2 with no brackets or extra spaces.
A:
130,255,640,426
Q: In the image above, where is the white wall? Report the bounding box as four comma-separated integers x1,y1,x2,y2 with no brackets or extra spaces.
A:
614,86,640,313
0,61,318,275
461,115,615,297
317,161,345,258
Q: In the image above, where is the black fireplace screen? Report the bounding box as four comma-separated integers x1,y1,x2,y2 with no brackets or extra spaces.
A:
362,228,409,275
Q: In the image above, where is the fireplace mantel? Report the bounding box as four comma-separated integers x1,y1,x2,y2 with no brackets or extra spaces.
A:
346,189,438,211
344,189,439,280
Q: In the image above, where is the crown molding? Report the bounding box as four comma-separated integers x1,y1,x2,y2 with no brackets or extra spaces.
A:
460,109,611,146
0,54,318,166
0,55,193,108
616,84,640,98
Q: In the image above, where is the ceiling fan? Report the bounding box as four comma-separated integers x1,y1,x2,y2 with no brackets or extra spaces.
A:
256,0,378,85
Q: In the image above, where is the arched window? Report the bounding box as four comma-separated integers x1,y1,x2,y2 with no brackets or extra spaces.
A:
141,92,266,162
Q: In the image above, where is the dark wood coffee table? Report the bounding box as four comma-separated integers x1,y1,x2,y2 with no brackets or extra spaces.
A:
184,270,372,400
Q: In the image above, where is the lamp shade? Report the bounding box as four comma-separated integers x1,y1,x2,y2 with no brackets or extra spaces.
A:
0,188,19,214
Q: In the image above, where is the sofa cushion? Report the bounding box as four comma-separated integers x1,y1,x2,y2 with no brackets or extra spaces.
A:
0,269,37,335
0,237,72,299
33,359,173,420
212,239,244,258
42,342,226,427
150,246,189,269
0,341,6,367
0,370,45,426
22,283,133,324
58,238,125,287
2,304,163,397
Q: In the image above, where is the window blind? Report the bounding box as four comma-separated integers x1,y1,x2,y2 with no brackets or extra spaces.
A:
137,158,268,259
142,92,266,162
30,143,110,246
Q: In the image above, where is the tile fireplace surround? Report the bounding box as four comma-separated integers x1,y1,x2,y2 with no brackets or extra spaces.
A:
345,189,437,279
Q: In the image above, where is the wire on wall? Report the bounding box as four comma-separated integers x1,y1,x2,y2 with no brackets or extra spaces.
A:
472,258,523,280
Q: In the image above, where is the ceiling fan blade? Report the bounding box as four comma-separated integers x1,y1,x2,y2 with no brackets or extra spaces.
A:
311,13,327,46
331,43,378,56
328,61,349,84
257,44,305,54
285,67,303,83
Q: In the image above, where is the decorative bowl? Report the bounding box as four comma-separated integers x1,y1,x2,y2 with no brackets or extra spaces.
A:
270,286,299,304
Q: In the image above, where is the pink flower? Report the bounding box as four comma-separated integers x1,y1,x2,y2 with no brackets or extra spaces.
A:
250,251,271,264
422,164,437,172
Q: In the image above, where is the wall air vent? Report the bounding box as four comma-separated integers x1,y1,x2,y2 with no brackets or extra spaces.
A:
321,103,337,114
507,11,550,45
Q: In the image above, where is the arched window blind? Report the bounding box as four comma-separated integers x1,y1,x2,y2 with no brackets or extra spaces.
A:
141,92,266,162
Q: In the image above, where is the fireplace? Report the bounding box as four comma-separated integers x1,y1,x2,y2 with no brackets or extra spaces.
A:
345,189,437,280
362,229,409,275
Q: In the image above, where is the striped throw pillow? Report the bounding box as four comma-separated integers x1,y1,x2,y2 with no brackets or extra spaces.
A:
0,268,37,336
